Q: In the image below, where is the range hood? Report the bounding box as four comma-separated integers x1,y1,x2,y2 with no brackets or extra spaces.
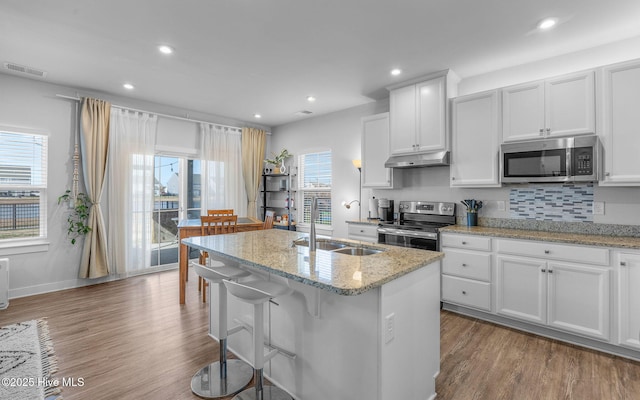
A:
384,151,450,168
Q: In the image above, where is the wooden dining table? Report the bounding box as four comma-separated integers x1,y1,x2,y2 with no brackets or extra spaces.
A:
177,216,263,304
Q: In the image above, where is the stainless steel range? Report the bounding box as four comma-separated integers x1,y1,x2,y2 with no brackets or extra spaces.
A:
377,201,456,251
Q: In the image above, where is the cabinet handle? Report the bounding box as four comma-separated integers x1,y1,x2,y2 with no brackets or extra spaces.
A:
360,230,364,233
462,291,467,295
548,269,553,273
539,129,544,134
452,177,456,180
462,263,467,267
605,172,610,177
461,241,467,245
621,261,627,266
544,250,550,254
546,128,551,133
541,269,546,273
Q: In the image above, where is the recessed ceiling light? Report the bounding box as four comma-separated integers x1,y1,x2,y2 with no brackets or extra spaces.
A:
306,96,316,103
158,45,174,55
390,68,402,76
538,18,557,30
254,113,262,119
123,83,135,90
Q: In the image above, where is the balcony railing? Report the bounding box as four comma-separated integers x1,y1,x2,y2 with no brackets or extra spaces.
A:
0,196,40,239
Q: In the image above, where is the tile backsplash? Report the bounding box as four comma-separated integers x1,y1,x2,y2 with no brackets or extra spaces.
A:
509,184,594,222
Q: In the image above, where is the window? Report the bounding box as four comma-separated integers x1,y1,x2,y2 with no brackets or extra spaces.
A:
298,150,332,226
0,129,48,241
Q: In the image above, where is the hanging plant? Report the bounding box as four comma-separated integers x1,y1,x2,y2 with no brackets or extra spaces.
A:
58,190,92,244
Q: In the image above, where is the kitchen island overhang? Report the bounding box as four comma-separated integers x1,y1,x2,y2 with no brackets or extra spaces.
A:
182,229,443,400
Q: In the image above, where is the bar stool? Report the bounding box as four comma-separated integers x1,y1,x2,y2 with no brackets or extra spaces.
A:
223,278,294,400
191,262,254,398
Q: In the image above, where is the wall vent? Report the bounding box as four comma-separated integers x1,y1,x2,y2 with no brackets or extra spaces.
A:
3,62,47,78
294,110,313,116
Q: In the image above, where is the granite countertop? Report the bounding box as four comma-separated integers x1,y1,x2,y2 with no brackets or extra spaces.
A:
182,229,443,296
440,225,640,250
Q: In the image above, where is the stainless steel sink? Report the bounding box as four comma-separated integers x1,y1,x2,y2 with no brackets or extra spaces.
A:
333,247,384,256
293,238,349,251
293,238,385,256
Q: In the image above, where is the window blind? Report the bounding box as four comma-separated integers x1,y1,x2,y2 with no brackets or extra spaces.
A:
298,151,332,226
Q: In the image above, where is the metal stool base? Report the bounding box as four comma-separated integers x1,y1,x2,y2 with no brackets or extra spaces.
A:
191,360,253,398
233,385,293,400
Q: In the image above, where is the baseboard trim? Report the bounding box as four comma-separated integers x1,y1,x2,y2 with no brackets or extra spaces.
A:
8,264,178,300
442,302,640,362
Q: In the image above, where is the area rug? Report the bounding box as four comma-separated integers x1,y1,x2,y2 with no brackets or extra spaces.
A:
0,319,61,400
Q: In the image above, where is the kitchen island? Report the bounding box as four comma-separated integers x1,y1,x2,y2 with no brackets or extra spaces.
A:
182,229,443,400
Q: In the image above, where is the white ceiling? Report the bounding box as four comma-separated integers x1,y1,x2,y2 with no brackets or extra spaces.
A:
2,0,640,127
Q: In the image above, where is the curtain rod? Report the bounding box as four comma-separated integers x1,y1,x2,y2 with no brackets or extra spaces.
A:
55,94,268,133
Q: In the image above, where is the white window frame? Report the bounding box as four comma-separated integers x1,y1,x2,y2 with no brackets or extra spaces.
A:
0,126,49,255
297,150,332,231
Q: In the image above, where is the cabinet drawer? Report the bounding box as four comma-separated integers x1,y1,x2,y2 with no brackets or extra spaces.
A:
442,249,491,281
347,224,378,242
440,233,492,251
496,238,609,266
442,275,491,311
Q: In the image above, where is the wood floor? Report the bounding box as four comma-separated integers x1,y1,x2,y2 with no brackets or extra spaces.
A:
1,269,639,400
438,311,640,400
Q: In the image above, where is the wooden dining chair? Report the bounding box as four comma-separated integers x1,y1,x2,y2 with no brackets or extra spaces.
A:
198,215,238,302
207,209,234,216
262,210,275,230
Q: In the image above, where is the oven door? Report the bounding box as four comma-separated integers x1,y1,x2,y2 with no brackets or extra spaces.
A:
377,227,438,251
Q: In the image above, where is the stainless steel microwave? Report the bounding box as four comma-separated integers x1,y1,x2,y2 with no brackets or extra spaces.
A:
500,135,601,183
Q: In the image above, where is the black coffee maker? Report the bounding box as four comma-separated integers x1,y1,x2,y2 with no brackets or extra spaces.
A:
377,199,394,223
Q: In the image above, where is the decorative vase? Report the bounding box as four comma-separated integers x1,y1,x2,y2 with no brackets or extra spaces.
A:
279,161,287,174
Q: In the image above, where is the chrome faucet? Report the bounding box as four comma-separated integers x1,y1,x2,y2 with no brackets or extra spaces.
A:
309,196,318,252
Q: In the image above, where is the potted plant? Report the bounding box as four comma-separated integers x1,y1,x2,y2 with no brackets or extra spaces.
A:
264,148,292,174
58,190,92,244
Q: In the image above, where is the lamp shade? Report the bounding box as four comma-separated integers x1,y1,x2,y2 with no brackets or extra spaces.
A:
352,159,362,169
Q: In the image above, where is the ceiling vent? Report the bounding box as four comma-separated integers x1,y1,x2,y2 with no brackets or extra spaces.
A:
294,110,313,116
3,62,47,78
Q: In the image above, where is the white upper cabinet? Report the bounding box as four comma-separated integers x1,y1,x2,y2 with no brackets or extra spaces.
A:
415,77,447,152
450,90,501,187
600,59,640,186
501,81,545,142
388,71,453,155
389,84,419,155
502,71,595,142
361,112,394,188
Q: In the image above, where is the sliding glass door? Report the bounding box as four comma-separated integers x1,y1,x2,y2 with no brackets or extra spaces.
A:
151,156,200,266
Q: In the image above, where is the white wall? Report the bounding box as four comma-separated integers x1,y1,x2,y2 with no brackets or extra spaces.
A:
0,72,268,299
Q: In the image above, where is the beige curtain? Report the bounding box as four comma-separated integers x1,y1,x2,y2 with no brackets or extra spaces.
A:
241,128,266,218
79,98,111,278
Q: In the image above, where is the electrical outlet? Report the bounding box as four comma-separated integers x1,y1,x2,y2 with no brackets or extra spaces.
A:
497,201,506,211
593,201,605,215
385,313,395,343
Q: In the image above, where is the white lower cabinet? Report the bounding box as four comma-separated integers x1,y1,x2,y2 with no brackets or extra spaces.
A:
617,252,640,350
496,242,610,341
440,231,640,359
441,233,492,311
496,255,547,324
497,255,611,340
